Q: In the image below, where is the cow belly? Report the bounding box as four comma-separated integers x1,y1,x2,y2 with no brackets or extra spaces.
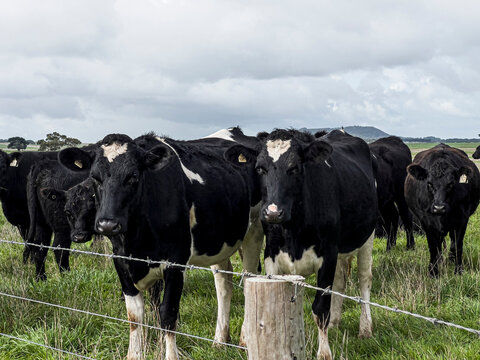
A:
188,240,242,267
265,246,324,277
134,264,167,291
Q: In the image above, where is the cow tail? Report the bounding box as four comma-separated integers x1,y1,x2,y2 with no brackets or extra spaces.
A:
26,164,40,246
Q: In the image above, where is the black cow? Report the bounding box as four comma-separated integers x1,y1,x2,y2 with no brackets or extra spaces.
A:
369,136,415,250
26,158,89,280
0,150,58,262
473,145,480,159
226,129,378,360
405,144,480,277
58,132,262,359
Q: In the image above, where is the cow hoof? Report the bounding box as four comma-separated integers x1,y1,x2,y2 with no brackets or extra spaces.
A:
358,329,372,339
454,266,464,275
212,335,231,348
35,273,47,282
317,348,332,360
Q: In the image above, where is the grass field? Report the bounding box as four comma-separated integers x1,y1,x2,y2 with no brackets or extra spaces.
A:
0,143,480,359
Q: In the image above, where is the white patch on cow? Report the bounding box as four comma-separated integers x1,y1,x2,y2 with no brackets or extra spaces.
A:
134,265,167,291
164,332,179,360
324,160,332,168
203,128,235,142
101,142,128,163
340,128,345,134
188,240,242,267
156,137,205,184
125,293,145,360
371,154,377,159
267,203,278,212
9,158,18,167
212,259,233,344
375,179,377,188
313,313,332,360
459,174,468,184
189,204,197,230
267,139,291,163
265,246,324,277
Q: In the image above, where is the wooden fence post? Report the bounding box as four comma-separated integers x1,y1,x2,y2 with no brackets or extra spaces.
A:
245,275,305,360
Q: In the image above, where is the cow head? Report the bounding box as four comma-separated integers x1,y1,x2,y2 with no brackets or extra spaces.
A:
58,134,173,236
0,150,24,197
407,160,472,215
473,145,480,159
63,179,96,243
227,130,332,224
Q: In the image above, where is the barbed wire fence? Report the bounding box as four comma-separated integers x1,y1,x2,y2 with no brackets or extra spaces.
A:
0,238,479,359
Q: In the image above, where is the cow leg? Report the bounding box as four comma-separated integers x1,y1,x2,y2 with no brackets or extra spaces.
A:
313,250,338,360
125,292,145,360
396,197,415,250
52,232,72,273
18,224,32,264
31,225,52,281
211,259,233,345
357,232,374,338
328,255,351,328
449,222,468,275
160,268,184,360
425,230,443,278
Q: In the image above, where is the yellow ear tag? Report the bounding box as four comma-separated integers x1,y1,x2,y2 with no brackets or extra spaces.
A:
459,174,468,184
74,160,83,169
238,154,247,163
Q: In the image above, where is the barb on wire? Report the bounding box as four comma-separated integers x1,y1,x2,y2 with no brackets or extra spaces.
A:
0,332,96,360
0,291,247,351
2,238,480,338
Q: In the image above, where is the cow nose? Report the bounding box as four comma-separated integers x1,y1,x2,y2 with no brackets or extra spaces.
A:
433,205,446,214
264,204,284,224
72,232,89,243
96,219,122,235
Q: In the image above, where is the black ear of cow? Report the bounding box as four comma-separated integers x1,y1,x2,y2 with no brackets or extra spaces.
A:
58,148,94,172
40,188,66,201
305,140,333,163
144,144,174,171
224,145,258,166
407,164,428,181
256,132,269,142
457,166,472,182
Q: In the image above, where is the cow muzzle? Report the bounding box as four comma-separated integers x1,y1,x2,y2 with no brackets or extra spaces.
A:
96,219,122,235
72,231,91,243
264,204,285,224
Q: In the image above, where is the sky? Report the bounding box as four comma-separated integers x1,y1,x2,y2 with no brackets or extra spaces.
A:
1,0,480,143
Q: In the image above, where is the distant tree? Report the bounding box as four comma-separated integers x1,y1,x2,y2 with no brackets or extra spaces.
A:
37,132,82,151
26,140,35,145
7,137,28,151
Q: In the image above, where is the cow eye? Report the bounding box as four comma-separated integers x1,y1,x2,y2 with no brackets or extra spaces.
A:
287,165,300,175
125,172,139,185
256,166,267,175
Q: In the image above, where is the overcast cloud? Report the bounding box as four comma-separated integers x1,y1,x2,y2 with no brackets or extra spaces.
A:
1,0,479,142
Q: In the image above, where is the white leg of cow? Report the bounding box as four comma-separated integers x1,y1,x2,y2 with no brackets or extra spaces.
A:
211,259,233,345
125,293,145,360
357,232,374,338
328,255,351,328
164,330,179,360
314,313,332,360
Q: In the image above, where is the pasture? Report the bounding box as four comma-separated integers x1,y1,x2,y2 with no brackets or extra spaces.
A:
0,142,480,359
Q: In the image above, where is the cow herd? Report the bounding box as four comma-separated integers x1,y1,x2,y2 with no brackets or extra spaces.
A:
0,129,479,360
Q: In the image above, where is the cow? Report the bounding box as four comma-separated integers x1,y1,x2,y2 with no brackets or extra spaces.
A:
26,158,89,280
405,144,480,277
369,136,415,250
0,149,58,263
58,132,262,360
473,145,480,159
225,129,378,360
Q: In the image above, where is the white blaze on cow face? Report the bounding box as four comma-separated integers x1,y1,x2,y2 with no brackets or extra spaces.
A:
203,128,235,142
125,293,145,360
156,137,205,185
266,139,292,163
101,142,128,163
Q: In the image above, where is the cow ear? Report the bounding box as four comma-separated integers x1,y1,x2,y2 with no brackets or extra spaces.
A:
457,166,472,184
407,164,428,181
40,188,66,201
224,145,258,166
304,140,332,163
59,148,94,172
144,144,174,171
256,132,269,142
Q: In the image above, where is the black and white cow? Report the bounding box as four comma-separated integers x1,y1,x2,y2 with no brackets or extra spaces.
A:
405,144,480,277
26,158,89,280
0,150,58,263
225,129,378,360
473,145,480,159
369,136,415,250
58,132,262,359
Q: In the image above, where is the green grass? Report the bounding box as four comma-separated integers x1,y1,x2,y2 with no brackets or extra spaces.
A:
1,142,480,359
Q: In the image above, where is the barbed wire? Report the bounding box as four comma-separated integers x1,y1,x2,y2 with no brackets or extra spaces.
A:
1,237,480,344
0,332,96,360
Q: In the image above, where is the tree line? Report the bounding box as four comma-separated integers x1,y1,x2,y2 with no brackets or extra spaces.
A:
3,132,82,151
